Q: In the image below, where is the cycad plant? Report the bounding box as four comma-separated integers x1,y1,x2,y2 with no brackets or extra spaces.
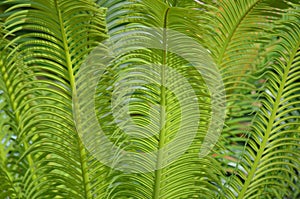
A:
0,0,299,198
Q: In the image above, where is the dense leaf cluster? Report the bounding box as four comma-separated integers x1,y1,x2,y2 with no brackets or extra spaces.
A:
0,0,299,198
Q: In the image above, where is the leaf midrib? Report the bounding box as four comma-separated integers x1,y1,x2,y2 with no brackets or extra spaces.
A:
153,7,170,199
0,56,33,194
217,0,261,66
237,40,300,198
54,1,91,198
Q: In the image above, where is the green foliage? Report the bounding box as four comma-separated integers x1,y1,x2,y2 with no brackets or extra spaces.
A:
0,0,299,198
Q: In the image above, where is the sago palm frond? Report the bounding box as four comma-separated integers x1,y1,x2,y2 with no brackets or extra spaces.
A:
0,23,30,198
199,0,296,183
1,0,107,198
225,8,300,198
77,0,227,198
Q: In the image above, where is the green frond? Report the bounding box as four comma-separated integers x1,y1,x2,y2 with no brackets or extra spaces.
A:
225,12,300,198
1,0,107,198
75,0,226,198
0,89,17,198
204,0,295,185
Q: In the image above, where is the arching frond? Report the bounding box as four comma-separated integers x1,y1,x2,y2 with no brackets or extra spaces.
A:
1,0,107,198
85,0,226,198
226,10,300,198
201,0,295,185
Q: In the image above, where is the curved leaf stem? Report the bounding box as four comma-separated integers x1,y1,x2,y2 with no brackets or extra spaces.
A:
153,7,170,199
237,39,300,199
54,1,92,198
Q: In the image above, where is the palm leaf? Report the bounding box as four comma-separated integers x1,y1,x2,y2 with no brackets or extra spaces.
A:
0,22,31,198
225,9,300,198
76,0,226,198
1,0,107,198
198,0,296,186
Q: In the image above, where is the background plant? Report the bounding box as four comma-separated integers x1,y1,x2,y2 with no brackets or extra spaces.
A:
0,0,299,198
